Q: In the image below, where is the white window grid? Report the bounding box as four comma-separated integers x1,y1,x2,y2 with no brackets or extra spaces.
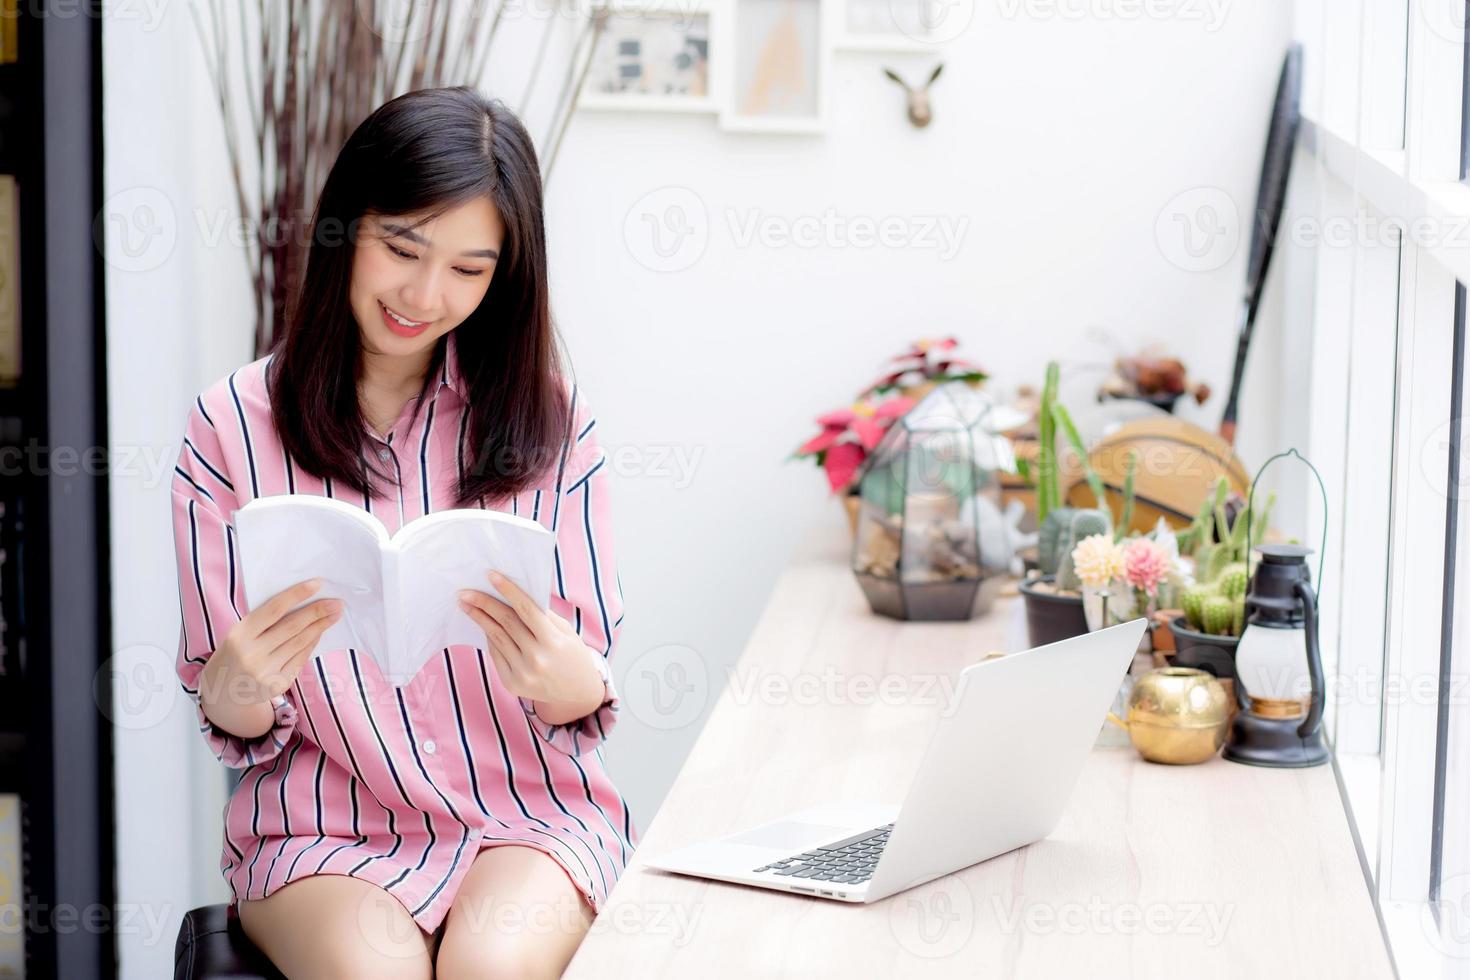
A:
1296,0,1470,973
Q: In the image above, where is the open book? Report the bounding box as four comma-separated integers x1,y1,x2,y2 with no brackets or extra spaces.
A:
234,495,555,686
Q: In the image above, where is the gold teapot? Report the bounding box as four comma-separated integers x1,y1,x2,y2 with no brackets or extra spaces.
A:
1106,667,1230,765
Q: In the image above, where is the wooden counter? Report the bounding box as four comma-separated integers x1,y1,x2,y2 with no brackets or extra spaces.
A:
564,513,1394,979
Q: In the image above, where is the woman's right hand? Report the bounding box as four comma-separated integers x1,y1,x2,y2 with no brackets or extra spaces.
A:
200,578,344,714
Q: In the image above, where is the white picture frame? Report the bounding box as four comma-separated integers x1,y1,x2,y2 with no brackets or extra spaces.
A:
577,0,724,113
829,0,945,52
719,0,829,133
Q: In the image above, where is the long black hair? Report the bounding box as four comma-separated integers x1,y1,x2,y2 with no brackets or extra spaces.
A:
266,85,570,506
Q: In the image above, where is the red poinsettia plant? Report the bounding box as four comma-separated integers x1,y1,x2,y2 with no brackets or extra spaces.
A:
857,337,988,399
792,394,917,494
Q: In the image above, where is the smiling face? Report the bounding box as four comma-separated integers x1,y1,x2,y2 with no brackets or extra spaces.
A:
349,196,506,369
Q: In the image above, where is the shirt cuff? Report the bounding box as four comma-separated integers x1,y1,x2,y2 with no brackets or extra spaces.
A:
518,647,618,757
191,689,299,770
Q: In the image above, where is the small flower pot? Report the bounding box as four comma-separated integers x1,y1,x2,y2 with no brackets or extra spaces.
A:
1104,390,1183,414
1169,615,1240,680
1018,575,1089,647
1150,609,1183,655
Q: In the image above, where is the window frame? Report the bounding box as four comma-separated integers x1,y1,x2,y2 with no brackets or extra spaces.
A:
1296,0,1470,972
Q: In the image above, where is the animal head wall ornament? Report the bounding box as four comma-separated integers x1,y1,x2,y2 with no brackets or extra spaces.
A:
883,62,943,128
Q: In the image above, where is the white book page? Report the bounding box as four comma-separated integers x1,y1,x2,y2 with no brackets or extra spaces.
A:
390,509,556,679
234,495,392,676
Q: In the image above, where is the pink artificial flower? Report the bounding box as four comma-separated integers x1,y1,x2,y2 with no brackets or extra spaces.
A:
793,394,916,494
857,337,988,399
1122,537,1171,597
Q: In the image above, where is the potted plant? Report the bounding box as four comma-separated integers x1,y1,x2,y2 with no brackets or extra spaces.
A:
1170,567,1248,680
791,393,917,534
848,382,1019,620
1016,361,1126,646
1173,475,1274,571
857,337,988,403
1072,530,1178,632
1097,348,1212,415
1065,522,1182,748
1167,481,1274,678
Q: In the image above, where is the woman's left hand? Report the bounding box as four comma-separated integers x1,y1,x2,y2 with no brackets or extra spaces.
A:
458,571,605,708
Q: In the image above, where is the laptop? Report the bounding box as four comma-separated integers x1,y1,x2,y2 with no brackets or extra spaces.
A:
643,617,1147,903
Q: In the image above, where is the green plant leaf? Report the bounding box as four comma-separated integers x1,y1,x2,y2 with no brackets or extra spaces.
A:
1214,500,1232,551
1115,450,1137,542
1252,491,1277,544
1230,498,1251,549
1051,402,1106,511
1037,361,1059,522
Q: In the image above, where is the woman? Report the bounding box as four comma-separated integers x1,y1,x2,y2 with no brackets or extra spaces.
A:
170,86,636,979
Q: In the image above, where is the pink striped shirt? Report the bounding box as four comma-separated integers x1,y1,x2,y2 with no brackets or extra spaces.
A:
170,329,637,935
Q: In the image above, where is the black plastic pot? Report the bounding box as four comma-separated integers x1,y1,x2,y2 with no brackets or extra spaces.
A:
1018,575,1089,647
1169,616,1240,680
1103,390,1183,414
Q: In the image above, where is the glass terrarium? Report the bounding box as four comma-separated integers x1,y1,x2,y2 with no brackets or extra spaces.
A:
851,381,1015,621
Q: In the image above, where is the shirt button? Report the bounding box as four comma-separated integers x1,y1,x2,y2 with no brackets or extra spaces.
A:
423,739,437,754
378,448,392,460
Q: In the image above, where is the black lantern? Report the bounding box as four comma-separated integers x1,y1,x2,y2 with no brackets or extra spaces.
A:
1222,450,1329,768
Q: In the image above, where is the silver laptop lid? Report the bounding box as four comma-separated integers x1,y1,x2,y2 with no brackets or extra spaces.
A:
864,618,1147,899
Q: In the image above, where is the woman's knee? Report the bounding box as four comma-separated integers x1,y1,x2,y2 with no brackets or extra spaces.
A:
435,846,595,980
436,931,576,980
237,873,435,980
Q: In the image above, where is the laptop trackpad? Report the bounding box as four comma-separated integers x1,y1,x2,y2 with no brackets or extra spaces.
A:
725,821,850,850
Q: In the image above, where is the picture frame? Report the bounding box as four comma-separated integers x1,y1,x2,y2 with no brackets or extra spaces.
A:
719,0,829,133
578,0,723,113
829,0,943,52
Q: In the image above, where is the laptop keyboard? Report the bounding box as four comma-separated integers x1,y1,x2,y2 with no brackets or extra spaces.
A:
752,823,894,884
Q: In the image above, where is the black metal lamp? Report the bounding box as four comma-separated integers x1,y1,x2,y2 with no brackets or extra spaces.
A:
1222,449,1329,768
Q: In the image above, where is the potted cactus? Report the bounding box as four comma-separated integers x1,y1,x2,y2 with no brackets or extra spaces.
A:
1017,361,1122,646
1163,476,1275,673
1175,476,1275,580
1170,562,1249,679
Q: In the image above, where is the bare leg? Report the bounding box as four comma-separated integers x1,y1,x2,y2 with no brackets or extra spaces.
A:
434,844,596,980
237,873,437,980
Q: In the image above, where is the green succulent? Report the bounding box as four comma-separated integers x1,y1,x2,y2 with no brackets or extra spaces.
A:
1201,595,1235,637
1031,361,1118,545
1181,584,1213,630
1114,449,1137,542
1037,506,1078,576
1175,481,1223,557
1184,477,1277,585
1057,510,1114,592
1217,564,1249,600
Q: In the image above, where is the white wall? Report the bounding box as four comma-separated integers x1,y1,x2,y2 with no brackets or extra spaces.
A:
548,2,1295,826
103,2,1292,976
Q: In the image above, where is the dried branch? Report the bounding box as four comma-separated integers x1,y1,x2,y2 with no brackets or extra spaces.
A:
543,11,602,179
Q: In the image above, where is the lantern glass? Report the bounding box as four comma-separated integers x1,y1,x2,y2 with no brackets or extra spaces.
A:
1234,623,1310,702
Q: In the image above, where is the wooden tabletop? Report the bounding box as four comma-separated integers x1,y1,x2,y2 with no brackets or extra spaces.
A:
565,511,1394,979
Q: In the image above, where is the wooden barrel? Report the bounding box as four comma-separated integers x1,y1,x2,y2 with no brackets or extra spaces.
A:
1063,417,1250,534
